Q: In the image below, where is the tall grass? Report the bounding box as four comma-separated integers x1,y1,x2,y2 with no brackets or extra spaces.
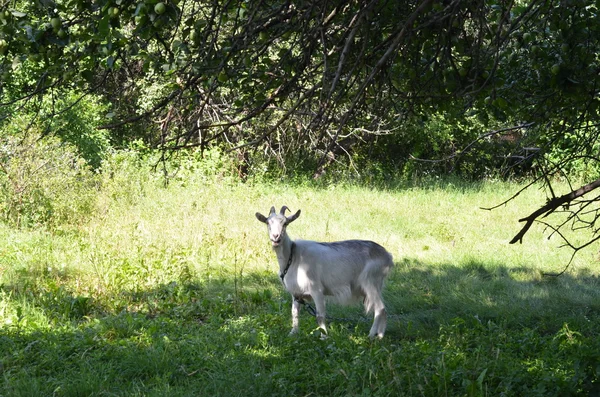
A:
1,153,600,396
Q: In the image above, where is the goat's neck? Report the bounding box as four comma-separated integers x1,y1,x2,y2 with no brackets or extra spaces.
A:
273,235,294,272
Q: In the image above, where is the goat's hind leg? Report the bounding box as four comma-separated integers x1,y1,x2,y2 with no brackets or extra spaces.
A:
361,260,390,339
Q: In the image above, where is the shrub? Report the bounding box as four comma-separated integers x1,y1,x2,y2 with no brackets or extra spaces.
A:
38,91,111,169
97,144,239,209
97,146,158,207
1,59,111,170
0,132,99,229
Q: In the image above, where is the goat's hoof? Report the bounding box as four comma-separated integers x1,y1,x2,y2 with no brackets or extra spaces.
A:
288,329,299,337
310,328,327,339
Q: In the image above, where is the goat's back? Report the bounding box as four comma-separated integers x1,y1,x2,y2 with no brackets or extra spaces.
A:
292,239,393,301
315,240,391,265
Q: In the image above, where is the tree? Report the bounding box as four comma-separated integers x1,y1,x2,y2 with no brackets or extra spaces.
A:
1,0,600,262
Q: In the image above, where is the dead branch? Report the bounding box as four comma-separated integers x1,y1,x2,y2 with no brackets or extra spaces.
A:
509,178,600,244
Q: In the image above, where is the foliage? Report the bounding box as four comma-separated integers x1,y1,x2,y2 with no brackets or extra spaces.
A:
542,125,600,182
1,0,599,175
37,90,111,169
0,132,99,228
0,59,112,168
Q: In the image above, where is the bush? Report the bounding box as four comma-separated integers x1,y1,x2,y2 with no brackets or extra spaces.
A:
543,127,600,182
97,144,239,205
97,146,159,207
1,56,112,169
0,132,99,229
39,91,111,169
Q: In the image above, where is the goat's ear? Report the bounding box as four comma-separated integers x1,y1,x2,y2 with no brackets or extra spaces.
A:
286,209,301,224
255,212,268,223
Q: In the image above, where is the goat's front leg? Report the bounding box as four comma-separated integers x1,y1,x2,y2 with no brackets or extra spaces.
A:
367,292,387,339
289,297,300,335
369,308,387,339
312,291,327,335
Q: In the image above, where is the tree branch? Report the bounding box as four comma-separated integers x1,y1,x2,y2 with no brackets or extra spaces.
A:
316,0,434,176
510,178,600,244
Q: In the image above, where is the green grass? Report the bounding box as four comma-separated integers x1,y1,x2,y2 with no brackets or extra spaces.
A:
1,173,600,396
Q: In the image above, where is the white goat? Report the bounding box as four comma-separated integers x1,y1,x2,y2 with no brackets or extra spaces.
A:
256,205,394,339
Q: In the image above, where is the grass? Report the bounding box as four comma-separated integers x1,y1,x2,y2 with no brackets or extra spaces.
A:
1,169,600,396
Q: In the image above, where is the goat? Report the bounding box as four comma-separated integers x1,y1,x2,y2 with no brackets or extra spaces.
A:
255,205,394,339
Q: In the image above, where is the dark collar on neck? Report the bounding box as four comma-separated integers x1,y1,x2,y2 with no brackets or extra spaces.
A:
279,242,296,283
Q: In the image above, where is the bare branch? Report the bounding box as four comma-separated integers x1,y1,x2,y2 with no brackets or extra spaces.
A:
228,82,323,152
97,86,185,130
328,1,377,100
316,0,435,175
510,178,600,244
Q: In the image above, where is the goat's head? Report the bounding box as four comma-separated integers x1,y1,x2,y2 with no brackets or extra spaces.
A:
255,206,301,247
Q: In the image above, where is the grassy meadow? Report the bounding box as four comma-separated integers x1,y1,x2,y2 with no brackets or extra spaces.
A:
1,162,600,396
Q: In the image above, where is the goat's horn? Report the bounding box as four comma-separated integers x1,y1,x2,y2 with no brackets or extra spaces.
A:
269,206,276,216
286,209,301,224
280,206,289,215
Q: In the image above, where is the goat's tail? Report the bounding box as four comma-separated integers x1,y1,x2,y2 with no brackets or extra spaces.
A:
359,251,393,314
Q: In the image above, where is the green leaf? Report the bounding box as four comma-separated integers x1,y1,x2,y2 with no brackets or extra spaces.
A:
80,69,94,82
10,10,27,18
476,368,488,388
98,15,110,37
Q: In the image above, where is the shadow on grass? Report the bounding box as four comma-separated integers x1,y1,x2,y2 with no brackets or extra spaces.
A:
382,258,600,339
2,257,600,396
